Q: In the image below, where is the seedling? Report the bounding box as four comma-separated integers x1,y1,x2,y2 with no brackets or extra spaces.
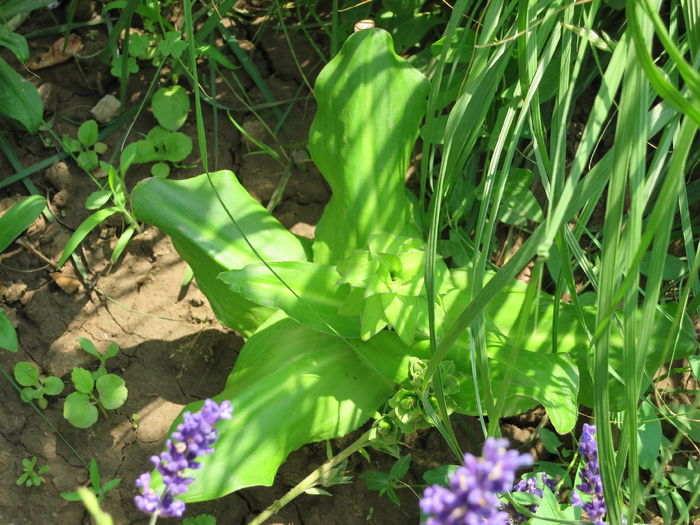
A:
64,339,127,428
14,361,64,409
78,337,120,378
16,456,49,487
120,85,193,178
61,459,121,504
62,119,107,172
361,454,412,506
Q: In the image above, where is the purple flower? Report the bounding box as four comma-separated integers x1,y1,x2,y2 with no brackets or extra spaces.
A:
420,438,533,525
503,473,558,523
134,399,233,518
571,423,607,525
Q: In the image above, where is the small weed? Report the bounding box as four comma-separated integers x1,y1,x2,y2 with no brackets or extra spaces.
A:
63,339,127,428
16,456,49,487
61,459,121,504
14,361,64,409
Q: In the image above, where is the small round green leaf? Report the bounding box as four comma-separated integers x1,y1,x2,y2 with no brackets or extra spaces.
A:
150,162,170,178
96,373,127,409
71,367,94,394
64,392,98,428
19,387,33,402
152,86,190,131
43,376,64,396
37,397,48,409
14,361,39,386
162,131,192,162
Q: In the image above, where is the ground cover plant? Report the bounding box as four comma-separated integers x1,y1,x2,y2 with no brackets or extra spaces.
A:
0,0,698,524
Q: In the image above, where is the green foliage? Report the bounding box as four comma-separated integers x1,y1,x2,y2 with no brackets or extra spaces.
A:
62,120,107,172
152,85,190,131
131,15,698,519
61,459,121,504
14,361,64,409
361,454,411,506
16,456,48,487
0,56,42,133
63,339,127,428
120,86,193,178
0,195,45,352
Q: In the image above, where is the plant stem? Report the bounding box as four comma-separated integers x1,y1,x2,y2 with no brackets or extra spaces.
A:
247,431,371,525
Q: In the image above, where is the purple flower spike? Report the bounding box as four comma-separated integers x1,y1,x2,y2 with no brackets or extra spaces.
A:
571,423,607,525
134,399,233,518
503,472,558,523
420,438,533,525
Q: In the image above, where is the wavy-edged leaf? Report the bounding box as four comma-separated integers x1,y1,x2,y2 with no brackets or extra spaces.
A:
132,171,308,337
308,29,429,264
219,261,360,337
0,195,46,253
158,315,423,501
0,56,43,133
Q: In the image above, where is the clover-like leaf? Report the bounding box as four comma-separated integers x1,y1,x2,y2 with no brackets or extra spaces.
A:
71,367,94,394
14,361,39,387
64,392,98,428
96,373,127,409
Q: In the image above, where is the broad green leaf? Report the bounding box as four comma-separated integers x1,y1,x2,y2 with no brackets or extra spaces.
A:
422,465,459,486
308,29,429,264
43,376,64,396
530,488,577,525
496,169,543,225
78,120,98,147
638,399,662,469
670,458,700,494
0,26,29,62
71,367,94,394
219,261,359,337
162,131,192,162
539,428,563,454
132,171,307,337
0,195,46,253
64,392,98,428
14,361,39,387
0,56,43,133
152,85,190,131
0,309,18,352
96,374,128,409
450,335,579,434
162,316,422,502
56,207,121,268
